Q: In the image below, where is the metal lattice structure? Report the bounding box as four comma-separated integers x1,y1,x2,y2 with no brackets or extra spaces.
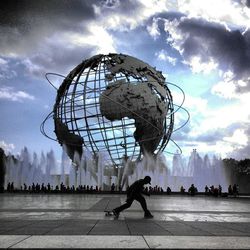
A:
43,53,175,166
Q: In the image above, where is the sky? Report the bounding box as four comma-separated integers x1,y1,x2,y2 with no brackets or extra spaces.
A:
0,0,250,163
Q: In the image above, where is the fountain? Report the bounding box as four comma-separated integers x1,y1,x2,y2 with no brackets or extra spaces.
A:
3,146,230,192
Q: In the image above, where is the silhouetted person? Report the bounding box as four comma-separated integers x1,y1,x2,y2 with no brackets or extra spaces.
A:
188,184,197,196
32,183,35,192
233,184,238,196
60,182,65,192
180,186,185,194
111,183,115,192
205,185,209,194
218,185,222,196
24,183,27,191
41,183,45,192
210,185,215,195
167,186,171,195
47,183,51,192
228,185,233,195
112,176,153,219
7,182,11,191
35,183,40,192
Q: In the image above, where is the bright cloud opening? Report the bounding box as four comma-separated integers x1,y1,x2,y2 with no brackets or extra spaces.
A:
185,56,218,74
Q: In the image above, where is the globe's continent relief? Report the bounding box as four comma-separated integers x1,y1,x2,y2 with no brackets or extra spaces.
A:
100,54,168,155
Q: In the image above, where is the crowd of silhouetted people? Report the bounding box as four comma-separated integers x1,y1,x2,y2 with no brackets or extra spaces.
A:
203,184,239,197
5,181,240,197
6,182,105,194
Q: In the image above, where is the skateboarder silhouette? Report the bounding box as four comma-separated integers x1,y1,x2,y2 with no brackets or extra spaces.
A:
112,176,153,219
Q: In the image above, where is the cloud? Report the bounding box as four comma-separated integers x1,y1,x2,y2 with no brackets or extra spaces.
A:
147,17,161,39
230,125,250,159
155,49,177,65
183,56,218,74
170,85,250,159
93,0,170,31
20,24,116,78
0,86,35,102
21,40,96,77
194,123,246,143
0,57,17,79
211,71,237,99
0,0,119,77
0,0,96,57
0,140,15,153
245,0,250,8
178,0,250,28
163,16,250,92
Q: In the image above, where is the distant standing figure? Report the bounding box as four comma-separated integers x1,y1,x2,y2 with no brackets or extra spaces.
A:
112,176,153,219
218,185,222,196
188,184,197,196
233,184,238,196
205,185,209,194
228,185,233,195
111,183,115,192
7,182,11,191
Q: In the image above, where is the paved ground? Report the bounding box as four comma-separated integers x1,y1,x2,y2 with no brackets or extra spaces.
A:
0,193,250,249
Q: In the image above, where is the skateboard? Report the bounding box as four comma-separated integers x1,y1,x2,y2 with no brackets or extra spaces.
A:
104,210,114,216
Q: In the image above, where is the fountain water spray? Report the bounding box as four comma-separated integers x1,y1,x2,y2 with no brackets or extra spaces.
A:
3,146,230,192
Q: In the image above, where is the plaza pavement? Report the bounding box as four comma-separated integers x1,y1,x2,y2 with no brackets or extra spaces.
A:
0,193,250,249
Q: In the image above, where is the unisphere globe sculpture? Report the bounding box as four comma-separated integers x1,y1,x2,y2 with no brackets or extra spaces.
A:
50,53,174,166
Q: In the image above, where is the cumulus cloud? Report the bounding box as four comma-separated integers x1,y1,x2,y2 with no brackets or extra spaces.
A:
0,0,96,57
0,0,102,78
163,16,250,92
93,0,170,31
178,0,250,28
0,86,35,102
229,125,250,159
170,84,250,159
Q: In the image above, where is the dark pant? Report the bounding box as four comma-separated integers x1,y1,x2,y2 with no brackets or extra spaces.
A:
114,194,150,214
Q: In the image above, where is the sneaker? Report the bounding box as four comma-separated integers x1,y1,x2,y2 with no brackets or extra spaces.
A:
144,213,154,219
112,209,119,219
